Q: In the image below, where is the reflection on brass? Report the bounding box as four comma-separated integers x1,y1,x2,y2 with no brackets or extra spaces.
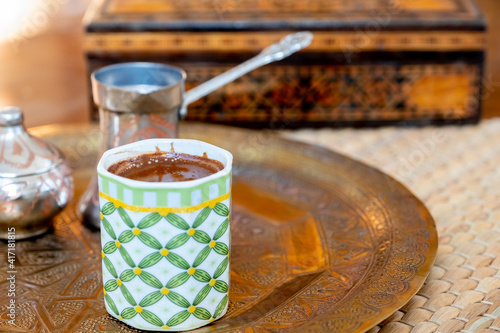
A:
0,123,437,332
232,182,308,224
283,217,326,275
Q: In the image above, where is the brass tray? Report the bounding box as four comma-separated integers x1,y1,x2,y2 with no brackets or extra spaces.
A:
1,123,437,332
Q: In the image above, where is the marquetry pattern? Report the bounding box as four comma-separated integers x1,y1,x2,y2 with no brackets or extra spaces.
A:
91,0,480,20
84,31,487,53
182,64,480,124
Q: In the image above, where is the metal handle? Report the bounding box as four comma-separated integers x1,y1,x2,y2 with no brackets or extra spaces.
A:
180,31,314,117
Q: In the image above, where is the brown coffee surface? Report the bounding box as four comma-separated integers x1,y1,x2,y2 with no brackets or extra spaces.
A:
108,150,224,182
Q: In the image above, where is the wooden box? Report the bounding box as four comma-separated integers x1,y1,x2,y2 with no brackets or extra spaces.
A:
84,0,486,127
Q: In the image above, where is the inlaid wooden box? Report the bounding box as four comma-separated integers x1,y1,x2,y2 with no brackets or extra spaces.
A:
84,0,486,127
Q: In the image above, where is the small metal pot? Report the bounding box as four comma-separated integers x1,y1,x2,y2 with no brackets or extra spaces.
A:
0,107,74,239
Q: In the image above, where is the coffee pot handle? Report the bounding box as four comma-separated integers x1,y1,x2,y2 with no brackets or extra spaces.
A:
180,31,313,118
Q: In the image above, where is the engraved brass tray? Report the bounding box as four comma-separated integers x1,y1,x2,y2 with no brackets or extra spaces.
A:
1,123,437,332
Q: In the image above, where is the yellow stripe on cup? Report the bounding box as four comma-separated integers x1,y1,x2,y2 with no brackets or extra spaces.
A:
98,191,231,215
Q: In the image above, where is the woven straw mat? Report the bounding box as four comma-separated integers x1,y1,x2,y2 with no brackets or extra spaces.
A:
284,118,500,333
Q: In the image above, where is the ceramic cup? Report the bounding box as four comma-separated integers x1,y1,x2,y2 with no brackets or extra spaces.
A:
97,139,232,331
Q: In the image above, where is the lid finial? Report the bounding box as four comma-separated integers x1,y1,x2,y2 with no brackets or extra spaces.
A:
0,106,23,126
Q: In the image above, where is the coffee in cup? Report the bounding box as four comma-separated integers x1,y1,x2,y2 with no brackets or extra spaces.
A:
107,149,224,183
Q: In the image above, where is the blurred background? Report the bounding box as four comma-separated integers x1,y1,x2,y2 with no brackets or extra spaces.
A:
0,0,499,128
0,0,90,127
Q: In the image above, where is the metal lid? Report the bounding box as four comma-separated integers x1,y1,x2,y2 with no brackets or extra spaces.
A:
0,107,64,178
0,106,23,126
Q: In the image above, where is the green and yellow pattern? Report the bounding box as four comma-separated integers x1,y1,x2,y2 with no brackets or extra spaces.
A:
100,194,230,330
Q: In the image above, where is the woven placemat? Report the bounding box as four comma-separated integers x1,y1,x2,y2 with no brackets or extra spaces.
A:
284,119,500,333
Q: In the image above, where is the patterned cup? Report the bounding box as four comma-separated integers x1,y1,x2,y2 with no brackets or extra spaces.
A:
96,139,232,331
